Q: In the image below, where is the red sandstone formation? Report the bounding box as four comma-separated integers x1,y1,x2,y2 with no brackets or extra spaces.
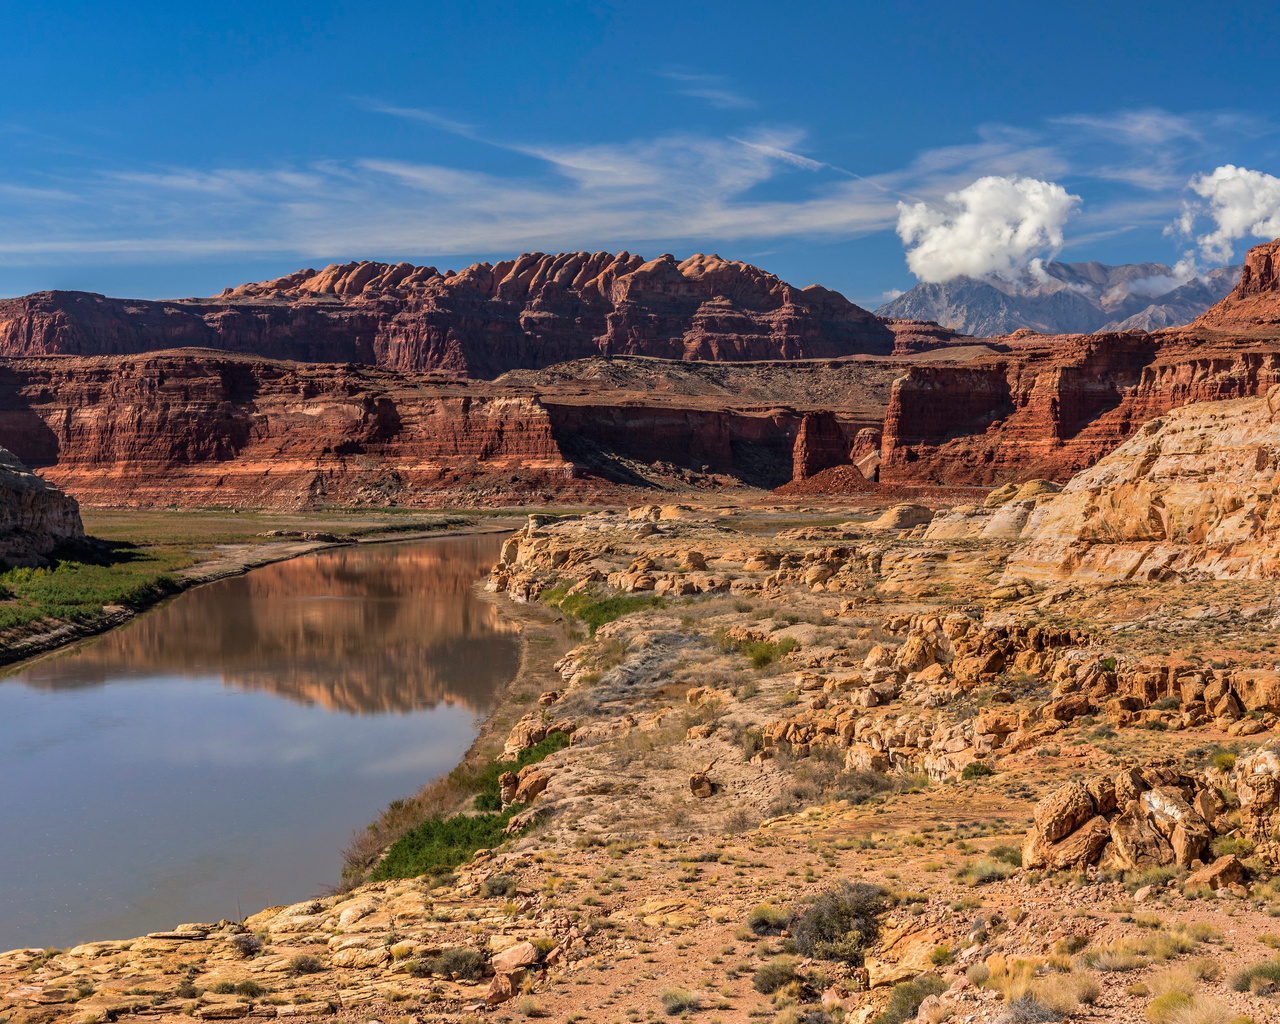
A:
0,446,83,565
0,352,883,507
790,412,852,480
1193,238,1280,330
4,241,1280,507
0,253,964,379
874,239,1280,487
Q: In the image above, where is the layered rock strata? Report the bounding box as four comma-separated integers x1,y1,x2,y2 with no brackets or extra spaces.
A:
0,253,961,379
1006,386,1280,581
0,351,919,506
0,446,83,566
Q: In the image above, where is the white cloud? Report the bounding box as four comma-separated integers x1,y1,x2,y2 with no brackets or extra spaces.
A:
0,102,1269,280
895,175,1082,283
659,72,754,110
1182,164,1280,261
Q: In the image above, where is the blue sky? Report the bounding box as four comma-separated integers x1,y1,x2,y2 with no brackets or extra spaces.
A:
3,0,1279,305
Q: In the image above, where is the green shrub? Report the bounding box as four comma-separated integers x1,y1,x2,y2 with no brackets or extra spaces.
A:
748,903,788,936
790,881,886,965
425,947,486,980
930,943,954,966
1212,751,1237,771
961,762,995,780
482,874,519,897
961,857,1017,885
746,637,798,668
471,732,571,810
989,845,1023,867
375,733,570,880
659,987,700,1014
753,957,797,994
229,933,263,958
288,955,324,975
871,975,948,1024
1229,960,1280,992
370,812,515,880
542,588,664,635
1211,836,1254,858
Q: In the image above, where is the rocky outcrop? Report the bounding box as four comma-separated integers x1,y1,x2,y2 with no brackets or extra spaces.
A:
1195,238,1280,330
0,446,82,566
1024,746,1280,878
0,253,963,380
1007,386,1280,581
790,412,851,480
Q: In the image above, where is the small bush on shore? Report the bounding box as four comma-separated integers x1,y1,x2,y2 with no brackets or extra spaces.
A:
539,585,665,635
370,812,515,880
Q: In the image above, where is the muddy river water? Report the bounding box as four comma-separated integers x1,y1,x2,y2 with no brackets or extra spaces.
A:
0,534,518,951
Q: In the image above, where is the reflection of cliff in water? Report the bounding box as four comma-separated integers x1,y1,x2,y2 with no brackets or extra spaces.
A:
15,535,518,714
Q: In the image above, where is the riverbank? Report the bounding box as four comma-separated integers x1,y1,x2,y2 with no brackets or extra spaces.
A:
13,502,1280,1023
0,509,537,673
338,585,574,887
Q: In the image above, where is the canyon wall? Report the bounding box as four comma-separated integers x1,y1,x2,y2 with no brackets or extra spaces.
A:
879,330,1280,486
877,240,1280,487
0,253,958,379
0,352,850,506
0,354,575,508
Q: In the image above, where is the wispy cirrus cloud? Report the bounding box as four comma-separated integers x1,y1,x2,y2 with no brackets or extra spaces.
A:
0,102,1273,281
658,71,755,110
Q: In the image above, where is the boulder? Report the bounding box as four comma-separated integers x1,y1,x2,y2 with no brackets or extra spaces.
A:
1185,854,1246,891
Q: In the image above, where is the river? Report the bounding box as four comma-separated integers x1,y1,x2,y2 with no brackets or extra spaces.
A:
0,534,518,951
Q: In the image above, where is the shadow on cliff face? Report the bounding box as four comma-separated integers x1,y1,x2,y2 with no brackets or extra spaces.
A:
0,397,61,469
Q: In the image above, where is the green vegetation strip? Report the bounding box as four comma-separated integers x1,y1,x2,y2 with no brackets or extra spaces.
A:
539,584,665,635
369,732,570,880
0,555,183,632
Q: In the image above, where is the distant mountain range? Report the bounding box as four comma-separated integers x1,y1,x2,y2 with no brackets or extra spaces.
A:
875,260,1242,336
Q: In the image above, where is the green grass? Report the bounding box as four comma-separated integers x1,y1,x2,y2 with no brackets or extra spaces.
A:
714,627,798,668
369,811,519,880
0,551,185,632
471,732,571,811
371,731,570,880
540,586,665,635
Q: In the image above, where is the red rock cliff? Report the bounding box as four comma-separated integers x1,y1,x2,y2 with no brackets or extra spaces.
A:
0,253,957,379
0,352,859,506
872,240,1280,487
